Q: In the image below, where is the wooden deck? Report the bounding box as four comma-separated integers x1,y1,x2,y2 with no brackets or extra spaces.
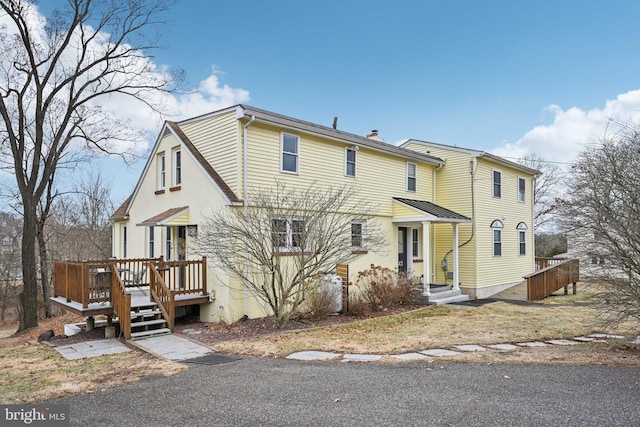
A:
52,257,209,338
525,258,580,301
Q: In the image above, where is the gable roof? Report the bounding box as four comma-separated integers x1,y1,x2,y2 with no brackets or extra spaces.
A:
165,121,241,203
180,104,445,166
110,194,133,221
401,139,540,175
393,198,471,222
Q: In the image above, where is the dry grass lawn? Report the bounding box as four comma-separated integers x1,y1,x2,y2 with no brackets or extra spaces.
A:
210,282,640,363
0,315,187,404
1,282,638,404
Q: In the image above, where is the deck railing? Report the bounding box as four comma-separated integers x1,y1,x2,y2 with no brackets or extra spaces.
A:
148,262,175,331
53,257,207,334
525,258,580,301
110,264,132,339
535,257,568,271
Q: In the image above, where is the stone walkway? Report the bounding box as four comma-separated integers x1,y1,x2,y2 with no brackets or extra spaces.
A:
54,334,213,361
286,333,628,362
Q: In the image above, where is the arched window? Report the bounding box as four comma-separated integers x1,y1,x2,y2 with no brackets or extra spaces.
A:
517,222,527,256
491,220,503,256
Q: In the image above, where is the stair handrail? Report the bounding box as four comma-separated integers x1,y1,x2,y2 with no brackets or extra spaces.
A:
110,262,132,339
147,261,175,331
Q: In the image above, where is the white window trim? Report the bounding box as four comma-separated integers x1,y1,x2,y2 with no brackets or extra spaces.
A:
148,226,155,258
157,152,166,190
492,169,502,198
518,177,526,203
280,132,299,174
272,217,306,250
351,220,365,250
407,162,417,192
165,226,172,260
345,147,357,177
121,224,127,258
412,228,420,259
173,147,182,187
491,220,503,257
517,222,528,256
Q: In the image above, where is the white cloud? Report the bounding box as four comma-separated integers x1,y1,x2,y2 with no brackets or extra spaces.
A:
0,2,250,161
491,90,640,164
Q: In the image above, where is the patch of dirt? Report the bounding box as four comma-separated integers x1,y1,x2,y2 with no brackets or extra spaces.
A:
174,305,421,345
1,314,112,347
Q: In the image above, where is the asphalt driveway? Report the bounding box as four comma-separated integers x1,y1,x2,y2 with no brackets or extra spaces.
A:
56,358,640,426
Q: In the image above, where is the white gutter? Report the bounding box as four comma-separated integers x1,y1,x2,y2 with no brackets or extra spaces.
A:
242,115,256,316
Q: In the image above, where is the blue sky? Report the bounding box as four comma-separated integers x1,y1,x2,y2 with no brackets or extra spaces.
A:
151,0,640,146
12,1,640,203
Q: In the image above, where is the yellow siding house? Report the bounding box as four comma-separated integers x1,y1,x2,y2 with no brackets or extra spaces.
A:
111,105,537,322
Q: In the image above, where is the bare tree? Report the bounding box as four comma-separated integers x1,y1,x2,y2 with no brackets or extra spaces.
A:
559,121,640,324
197,182,388,328
0,0,179,331
519,154,565,230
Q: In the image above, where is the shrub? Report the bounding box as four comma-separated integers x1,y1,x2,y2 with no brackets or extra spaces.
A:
356,264,415,311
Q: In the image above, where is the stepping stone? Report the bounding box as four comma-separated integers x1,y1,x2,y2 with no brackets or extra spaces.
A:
631,336,640,345
453,344,487,352
286,351,341,361
517,341,549,347
487,344,519,351
420,349,463,357
547,339,579,345
186,331,202,335
573,337,595,342
589,333,624,339
342,354,382,362
391,353,428,361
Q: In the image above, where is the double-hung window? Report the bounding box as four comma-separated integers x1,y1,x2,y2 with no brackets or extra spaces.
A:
281,133,299,174
518,177,526,202
173,148,182,187
491,220,503,256
407,162,417,192
121,224,127,258
157,153,166,190
351,221,364,249
272,218,305,250
493,170,501,198
412,228,420,258
517,222,527,256
148,226,155,258
345,148,357,177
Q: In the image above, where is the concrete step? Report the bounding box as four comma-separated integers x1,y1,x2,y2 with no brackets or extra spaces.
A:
130,328,171,340
131,318,167,329
432,294,470,305
428,289,461,300
429,285,453,293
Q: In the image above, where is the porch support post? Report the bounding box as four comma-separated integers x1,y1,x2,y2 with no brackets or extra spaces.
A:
422,221,431,297
407,228,414,278
452,222,459,291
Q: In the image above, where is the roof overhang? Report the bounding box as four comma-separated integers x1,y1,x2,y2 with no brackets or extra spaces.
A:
137,206,189,226
392,198,472,224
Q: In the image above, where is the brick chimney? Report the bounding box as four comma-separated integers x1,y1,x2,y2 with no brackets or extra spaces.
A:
366,129,383,142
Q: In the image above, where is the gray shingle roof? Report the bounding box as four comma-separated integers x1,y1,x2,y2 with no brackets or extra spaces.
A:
393,198,471,222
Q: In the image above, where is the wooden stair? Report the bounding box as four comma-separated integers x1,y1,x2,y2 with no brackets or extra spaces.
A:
127,303,171,340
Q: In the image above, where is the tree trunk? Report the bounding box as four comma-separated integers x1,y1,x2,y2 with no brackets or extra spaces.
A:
37,223,52,318
18,200,39,331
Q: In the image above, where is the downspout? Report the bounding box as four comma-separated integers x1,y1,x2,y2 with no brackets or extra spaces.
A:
243,115,256,316
441,158,477,284
432,162,445,283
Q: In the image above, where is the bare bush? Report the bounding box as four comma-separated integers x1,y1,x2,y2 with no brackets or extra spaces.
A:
356,265,414,311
